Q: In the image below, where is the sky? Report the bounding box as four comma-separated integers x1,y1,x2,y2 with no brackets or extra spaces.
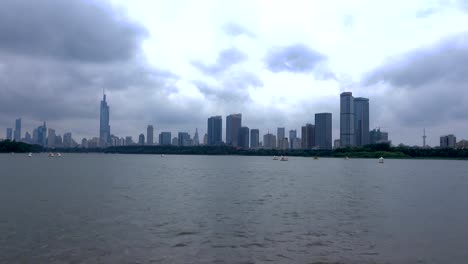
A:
0,0,468,146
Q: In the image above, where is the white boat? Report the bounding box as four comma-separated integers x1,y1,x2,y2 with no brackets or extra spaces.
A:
273,156,279,160
48,153,55,157
161,154,165,157
345,156,349,160
56,153,62,157
28,153,33,157
379,157,384,163
280,156,288,161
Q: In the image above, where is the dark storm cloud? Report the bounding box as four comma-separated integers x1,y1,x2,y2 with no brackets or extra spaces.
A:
265,44,335,79
0,0,184,138
223,22,256,38
191,47,248,75
363,32,468,127
0,0,147,62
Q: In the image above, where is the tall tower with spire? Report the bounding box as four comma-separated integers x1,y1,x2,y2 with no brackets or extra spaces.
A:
99,93,111,147
193,128,200,145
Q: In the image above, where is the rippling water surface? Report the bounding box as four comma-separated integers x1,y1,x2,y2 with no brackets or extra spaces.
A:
1,154,468,264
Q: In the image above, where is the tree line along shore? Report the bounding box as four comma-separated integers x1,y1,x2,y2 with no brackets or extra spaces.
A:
2,140,468,159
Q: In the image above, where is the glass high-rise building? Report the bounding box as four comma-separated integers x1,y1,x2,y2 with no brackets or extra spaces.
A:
99,94,111,147
147,125,154,145
301,124,315,149
277,127,285,149
239,127,250,149
207,116,222,145
250,129,260,149
14,118,21,141
159,132,172,145
354,97,370,146
289,130,297,149
315,113,332,150
6,128,13,140
226,114,242,147
340,92,355,147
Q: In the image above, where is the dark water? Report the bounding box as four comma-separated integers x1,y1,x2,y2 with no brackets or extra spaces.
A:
1,154,468,264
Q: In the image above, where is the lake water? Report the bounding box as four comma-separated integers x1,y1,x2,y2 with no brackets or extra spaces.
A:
1,154,468,264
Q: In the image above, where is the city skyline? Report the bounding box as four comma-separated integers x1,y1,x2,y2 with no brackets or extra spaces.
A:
0,0,468,146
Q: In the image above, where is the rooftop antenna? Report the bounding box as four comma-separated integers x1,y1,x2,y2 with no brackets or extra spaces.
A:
423,128,427,148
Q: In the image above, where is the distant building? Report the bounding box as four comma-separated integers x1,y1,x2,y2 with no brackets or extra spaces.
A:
292,138,301,149
159,132,172,145
250,129,260,149
203,133,208,145
315,113,332,150
289,130,297,149
301,124,315,149
138,133,145,145
354,97,370,146
63,132,73,148
24,132,32,143
239,127,250,149
125,136,134,146
207,116,223,145
81,138,88,148
147,125,154,145
369,129,390,144
282,138,289,150
14,118,21,141
440,134,456,148
263,133,277,149
55,135,63,147
340,92,355,147
226,114,241,147
88,137,99,148
334,139,341,149
193,128,200,145
277,127,285,149
99,93,111,147
172,137,178,146
178,132,191,146
6,128,12,140
456,140,468,149
47,129,56,148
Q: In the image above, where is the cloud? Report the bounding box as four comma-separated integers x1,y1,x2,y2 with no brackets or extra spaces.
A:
0,0,147,62
222,22,256,38
191,47,248,75
264,44,335,79
363,32,468,128
364,33,468,87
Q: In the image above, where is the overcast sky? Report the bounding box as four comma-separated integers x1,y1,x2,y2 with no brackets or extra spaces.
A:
1,0,467,146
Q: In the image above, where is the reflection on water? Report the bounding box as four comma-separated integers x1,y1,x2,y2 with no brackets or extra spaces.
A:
1,154,468,263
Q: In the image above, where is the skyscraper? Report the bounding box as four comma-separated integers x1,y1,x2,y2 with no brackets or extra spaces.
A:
147,125,154,145
159,132,172,145
340,92,355,147
301,124,315,149
226,114,241,147
289,130,297,149
315,113,332,150
250,129,260,149
37,122,47,146
207,116,222,145
263,133,277,149
178,132,190,146
440,134,456,148
277,127,285,149
354,97,370,146
6,128,12,140
14,118,21,141
99,93,111,147
63,132,73,148
193,128,200,145
47,128,56,148
239,127,250,149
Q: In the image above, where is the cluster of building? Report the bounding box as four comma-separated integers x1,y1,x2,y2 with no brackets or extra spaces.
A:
1,92,466,150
